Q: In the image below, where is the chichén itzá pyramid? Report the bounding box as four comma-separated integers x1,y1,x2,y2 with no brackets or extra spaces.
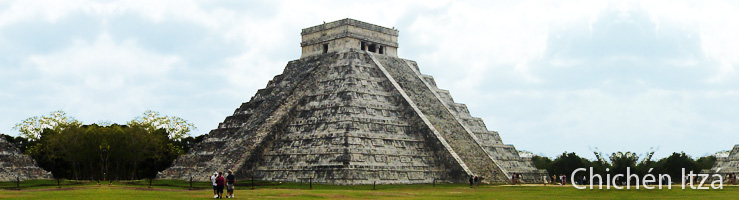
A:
159,18,547,184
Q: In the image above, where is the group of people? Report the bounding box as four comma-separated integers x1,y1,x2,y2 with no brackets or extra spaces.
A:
546,174,566,186
511,173,524,185
210,170,235,199
727,173,738,185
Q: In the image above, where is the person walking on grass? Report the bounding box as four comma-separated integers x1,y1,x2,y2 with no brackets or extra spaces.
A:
551,175,557,185
560,174,566,186
226,170,235,198
469,175,474,188
211,172,218,198
474,176,479,188
216,172,226,199
216,172,226,198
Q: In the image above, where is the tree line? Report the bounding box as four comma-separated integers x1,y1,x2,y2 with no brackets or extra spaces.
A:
1,110,205,181
531,150,717,183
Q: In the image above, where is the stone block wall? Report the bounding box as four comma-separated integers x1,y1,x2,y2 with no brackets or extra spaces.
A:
703,145,739,181
402,59,548,183
373,53,509,183
0,137,52,181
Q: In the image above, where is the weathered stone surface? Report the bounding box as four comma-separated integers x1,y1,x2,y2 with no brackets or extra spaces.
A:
0,137,52,181
159,19,546,184
301,19,398,58
416,68,547,183
703,145,739,179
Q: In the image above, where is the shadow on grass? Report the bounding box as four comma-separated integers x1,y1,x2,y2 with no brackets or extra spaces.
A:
0,179,87,190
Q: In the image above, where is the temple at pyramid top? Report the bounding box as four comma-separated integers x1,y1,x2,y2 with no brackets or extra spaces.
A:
301,18,399,58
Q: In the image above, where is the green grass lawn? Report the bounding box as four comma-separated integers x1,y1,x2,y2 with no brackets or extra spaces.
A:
1,180,738,199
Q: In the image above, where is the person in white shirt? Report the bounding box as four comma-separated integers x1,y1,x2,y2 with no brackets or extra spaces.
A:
211,172,218,198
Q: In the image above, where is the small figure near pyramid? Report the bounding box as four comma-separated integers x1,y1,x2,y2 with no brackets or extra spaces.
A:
0,137,52,181
159,18,546,184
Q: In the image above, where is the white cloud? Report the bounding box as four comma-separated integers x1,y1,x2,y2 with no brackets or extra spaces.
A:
640,0,739,82
19,33,183,124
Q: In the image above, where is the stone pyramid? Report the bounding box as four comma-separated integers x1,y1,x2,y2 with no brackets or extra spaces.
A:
703,145,739,177
0,137,52,181
159,19,546,184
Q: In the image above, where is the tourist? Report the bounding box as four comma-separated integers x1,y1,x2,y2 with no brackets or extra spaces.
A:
730,173,735,185
517,173,522,185
469,175,474,188
511,172,517,185
473,176,479,188
726,174,731,184
211,172,218,198
216,172,226,198
561,174,566,186
551,175,557,185
226,170,235,198
516,173,522,185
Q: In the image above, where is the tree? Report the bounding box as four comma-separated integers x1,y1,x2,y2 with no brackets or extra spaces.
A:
609,151,639,176
19,110,195,180
531,155,552,172
30,123,184,180
696,156,717,172
635,148,658,176
655,152,698,179
13,110,81,141
173,134,207,154
549,152,589,179
128,110,196,141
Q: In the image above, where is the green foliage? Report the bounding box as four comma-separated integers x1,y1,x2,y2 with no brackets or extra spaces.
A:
13,110,82,140
128,110,197,141
541,149,720,182
696,155,717,172
2,133,32,152
9,110,204,181
172,134,207,154
654,152,699,179
548,152,589,178
530,155,552,171
609,151,639,175
29,123,183,180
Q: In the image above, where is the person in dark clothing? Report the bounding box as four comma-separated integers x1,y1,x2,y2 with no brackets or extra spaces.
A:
226,170,235,198
216,172,225,199
469,175,474,188
473,176,479,188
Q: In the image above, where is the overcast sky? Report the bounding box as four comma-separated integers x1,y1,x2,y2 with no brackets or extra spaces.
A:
1,0,738,160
